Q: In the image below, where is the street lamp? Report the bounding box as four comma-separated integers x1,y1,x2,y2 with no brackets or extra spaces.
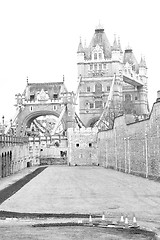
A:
10,119,13,135
2,116,4,135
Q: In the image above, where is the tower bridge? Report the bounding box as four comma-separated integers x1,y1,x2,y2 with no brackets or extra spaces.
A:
3,24,149,138
1,24,160,237
77,24,149,128
10,80,79,138
0,23,152,175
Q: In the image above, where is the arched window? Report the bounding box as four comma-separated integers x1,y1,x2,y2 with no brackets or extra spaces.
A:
95,83,102,94
94,53,97,60
94,64,97,71
99,53,102,59
90,64,93,70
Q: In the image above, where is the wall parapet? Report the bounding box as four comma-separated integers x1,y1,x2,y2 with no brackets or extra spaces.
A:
0,135,28,146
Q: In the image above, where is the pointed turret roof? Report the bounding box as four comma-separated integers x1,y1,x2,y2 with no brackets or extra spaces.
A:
77,37,84,53
87,24,111,59
139,56,147,68
123,46,139,73
118,37,123,53
112,35,119,51
95,22,104,32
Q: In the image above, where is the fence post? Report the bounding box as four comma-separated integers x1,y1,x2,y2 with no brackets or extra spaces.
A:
127,137,131,174
114,127,118,170
145,133,148,178
124,138,127,173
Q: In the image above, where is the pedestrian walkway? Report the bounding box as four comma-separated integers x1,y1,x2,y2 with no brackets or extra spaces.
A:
0,166,40,191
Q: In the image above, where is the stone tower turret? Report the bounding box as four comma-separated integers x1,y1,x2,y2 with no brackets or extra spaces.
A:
112,35,121,62
77,24,123,127
77,37,85,78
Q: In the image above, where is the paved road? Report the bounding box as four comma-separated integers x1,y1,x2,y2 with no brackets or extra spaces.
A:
1,166,160,223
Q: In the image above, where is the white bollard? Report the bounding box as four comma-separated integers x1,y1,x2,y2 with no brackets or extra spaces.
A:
133,215,137,227
120,215,124,223
89,215,92,223
102,212,105,221
125,216,129,228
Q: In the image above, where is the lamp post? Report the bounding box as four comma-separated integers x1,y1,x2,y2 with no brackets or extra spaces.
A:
2,115,4,135
10,119,13,135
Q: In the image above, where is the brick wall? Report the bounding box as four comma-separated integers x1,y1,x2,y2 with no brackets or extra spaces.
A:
97,100,160,178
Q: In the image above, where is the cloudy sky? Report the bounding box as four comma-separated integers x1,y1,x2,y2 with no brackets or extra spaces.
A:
0,0,159,121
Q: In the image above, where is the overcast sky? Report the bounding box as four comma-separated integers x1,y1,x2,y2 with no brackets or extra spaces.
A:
0,0,159,122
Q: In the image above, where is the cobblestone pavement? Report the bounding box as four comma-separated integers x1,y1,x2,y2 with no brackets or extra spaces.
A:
0,165,160,225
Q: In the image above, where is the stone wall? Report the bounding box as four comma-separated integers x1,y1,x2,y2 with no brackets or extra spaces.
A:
67,127,98,165
97,100,160,178
0,136,32,178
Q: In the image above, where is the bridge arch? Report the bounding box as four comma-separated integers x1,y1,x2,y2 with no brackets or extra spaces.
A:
87,117,99,128
19,110,66,136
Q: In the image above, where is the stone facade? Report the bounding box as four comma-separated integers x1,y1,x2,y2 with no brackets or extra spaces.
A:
29,136,68,162
97,99,160,178
14,81,76,136
67,127,98,166
77,24,149,127
0,136,38,178
2,98,160,179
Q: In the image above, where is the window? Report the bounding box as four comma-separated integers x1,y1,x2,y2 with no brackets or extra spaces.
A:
125,94,131,101
53,105,57,110
99,64,102,70
94,64,97,70
30,94,35,101
87,86,90,92
95,83,102,93
99,53,102,59
89,143,92,147
95,100,103,108
107,86,110,91
94,53,97,60
90,103,94,108
53,94,58,99
76,143,79,147
103,63,106,69
90,64,93,70
135,96,138,100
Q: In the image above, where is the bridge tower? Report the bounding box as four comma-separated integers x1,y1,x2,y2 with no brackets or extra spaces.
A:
123,47,149,116
12,79,76,137
77,24,149,127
